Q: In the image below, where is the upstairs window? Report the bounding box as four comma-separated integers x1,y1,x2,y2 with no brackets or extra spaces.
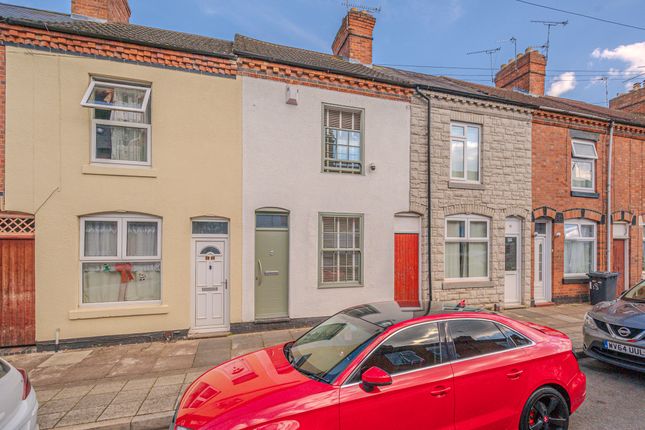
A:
450,123,481,183
323,106,363,174
571,140,597,192
81,79,152,166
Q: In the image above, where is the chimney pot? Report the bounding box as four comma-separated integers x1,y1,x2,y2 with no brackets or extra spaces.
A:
633,82,641,91
331,9,376,65
610,80,645,114
495,47,546,95
71,0,131,23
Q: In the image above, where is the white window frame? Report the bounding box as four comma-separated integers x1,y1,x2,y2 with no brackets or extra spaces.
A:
81,80,151,113
319,213,363,287
322,104,364,175
80,214,162,306
571,139,597,193
444,214,490,281
563,219,597,278
90,120,152,167
81,79,152,167
642,222,645,279
450,122,481,183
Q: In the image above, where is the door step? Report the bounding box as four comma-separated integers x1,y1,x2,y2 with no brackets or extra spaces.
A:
187,330,231,339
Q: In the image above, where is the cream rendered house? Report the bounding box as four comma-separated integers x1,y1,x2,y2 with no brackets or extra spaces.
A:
0,2,242,346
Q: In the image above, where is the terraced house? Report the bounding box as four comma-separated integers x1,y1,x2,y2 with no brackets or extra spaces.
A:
459,48,645,304
0,0,243,348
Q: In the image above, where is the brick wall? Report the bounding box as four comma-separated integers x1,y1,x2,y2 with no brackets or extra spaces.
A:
495,49,546,96
410,91,533,307
0,43,4,206
532,113,645,302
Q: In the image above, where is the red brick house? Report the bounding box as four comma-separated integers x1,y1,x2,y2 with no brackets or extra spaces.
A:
457,48,645,304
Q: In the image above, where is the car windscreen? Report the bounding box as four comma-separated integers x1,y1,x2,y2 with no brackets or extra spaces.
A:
287,313,383,384
623,281,645,302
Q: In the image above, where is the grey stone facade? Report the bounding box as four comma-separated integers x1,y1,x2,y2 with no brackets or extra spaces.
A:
410,91,533,307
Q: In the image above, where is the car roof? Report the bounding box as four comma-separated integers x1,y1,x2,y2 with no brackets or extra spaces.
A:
340,301,492,330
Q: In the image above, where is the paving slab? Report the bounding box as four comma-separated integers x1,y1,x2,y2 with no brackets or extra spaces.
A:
75,392,118,410
112,389,149,405
53,385,95,400
38,396,82,415
38,350,93,368
38,412,66,430
137,395,178,415
153,354,195,372
98,401,143,421
88,381,127,395
57,405,106,427
107,356,157,377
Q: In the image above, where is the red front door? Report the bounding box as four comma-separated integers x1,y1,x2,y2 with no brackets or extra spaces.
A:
394,233,419,307
612,239,626,298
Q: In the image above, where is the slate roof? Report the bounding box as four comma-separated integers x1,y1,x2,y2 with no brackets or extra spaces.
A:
0,2,643,127
0,2,234,58
233,34,410,86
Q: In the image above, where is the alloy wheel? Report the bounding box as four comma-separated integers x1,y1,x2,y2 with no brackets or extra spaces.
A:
527,394,569,430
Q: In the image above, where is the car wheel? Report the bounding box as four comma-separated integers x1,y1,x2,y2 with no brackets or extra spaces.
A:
519,387,569,430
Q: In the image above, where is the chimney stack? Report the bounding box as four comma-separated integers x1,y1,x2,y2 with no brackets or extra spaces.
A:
609,81,645,115
494,48,546,95
71,0,131,23
332,8,376,65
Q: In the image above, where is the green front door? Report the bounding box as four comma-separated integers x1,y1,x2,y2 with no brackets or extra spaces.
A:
255,212,289,320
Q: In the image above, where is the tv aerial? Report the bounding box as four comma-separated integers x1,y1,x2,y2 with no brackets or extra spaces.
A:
531,20,568,63
467,47,501,83
342,0,381,13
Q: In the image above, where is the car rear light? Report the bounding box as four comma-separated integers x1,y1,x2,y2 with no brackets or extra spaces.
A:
17,368,31,400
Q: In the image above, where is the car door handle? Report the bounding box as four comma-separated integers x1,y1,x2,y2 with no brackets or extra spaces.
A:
430,386,451,397
506,369,524,380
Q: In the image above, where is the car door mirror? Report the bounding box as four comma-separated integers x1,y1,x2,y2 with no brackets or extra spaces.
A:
361,366,392,392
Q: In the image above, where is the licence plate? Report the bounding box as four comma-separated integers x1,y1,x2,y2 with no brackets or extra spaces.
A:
603,340,645,358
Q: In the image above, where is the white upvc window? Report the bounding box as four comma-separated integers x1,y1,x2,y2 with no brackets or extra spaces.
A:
81,79,152,166
445,215,489,280
450,122,481,183
80,214,161,305
564,219,597,277
642,223,645,279
319,214,363,286
323,105,363,174
571,140,597,192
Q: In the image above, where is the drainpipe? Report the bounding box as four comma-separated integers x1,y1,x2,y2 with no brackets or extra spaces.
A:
414,86,433,303
606,120,615,272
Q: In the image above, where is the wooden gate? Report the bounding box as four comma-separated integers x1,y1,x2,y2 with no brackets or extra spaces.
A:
0,214,35,347
394,233,420,308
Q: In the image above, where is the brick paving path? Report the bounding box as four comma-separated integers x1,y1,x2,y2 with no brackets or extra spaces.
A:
1,304,591,429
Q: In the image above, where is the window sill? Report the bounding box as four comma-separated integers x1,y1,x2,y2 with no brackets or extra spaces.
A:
442,280,494,289
448,181,484,190
571,190,599,199
82,164,158,178
318,283,364,289
69,304,168,320
562,277,590,285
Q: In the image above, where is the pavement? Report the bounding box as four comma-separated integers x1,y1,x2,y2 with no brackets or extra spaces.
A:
1,304,591,430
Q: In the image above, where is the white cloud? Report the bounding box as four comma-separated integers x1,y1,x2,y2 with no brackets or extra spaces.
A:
591,41,645,88
547,72,577,97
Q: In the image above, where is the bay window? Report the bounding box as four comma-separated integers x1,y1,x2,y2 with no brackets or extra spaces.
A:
81,79,152,166
450,122,480,182
571,140,597,192
445,215,489,280
80,215,161,304
320,214,362,286
564,219,596,277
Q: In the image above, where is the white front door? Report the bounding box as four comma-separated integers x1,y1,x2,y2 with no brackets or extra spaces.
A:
194,240,227,328
504,218,522,305
533,221,551,303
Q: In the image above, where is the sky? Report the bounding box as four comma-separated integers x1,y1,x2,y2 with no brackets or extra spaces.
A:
8,0,645,106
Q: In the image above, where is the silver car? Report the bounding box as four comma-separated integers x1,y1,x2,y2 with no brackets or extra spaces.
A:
0,358,38,430
583,280,645,372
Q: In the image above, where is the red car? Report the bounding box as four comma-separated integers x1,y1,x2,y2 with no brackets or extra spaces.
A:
173,302,586,430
